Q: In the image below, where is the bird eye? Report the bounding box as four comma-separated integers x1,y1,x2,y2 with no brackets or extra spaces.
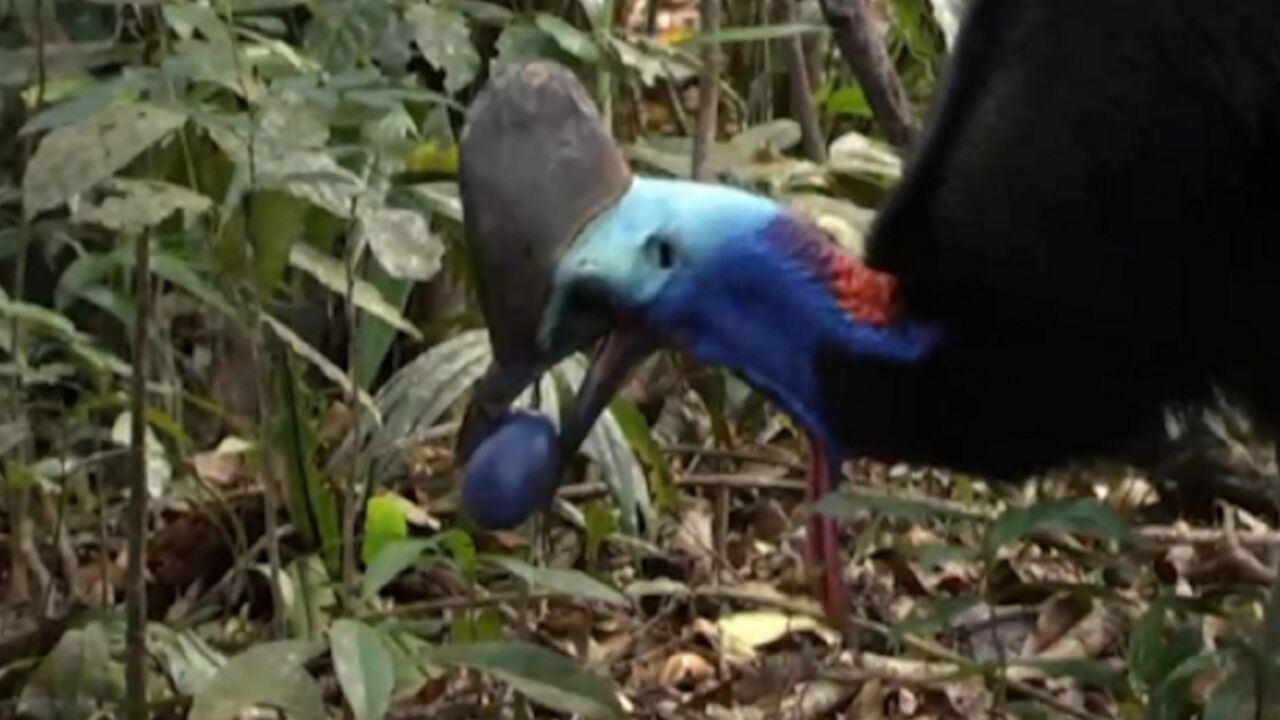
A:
649,234,677,269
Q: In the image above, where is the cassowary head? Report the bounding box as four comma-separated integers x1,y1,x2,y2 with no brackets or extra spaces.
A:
541,176,936,456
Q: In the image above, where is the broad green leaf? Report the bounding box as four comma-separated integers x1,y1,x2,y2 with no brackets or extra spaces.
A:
147,624,226,696
362,538,433,599
347,329,490,476
109,412,172,499
608,397,676,511
20,71,149,135
583,501,617,563
0,420,31,459
557,356,653,536
331,620,395,720
1203,666,1256,720
279,556,337,641
358,206,443,282
425,642,624,720
440,528,477,574
149,251,238,319
362,492,411,565
24,102,187,218
305,0,393,71
451,608,504,643
250,189,309,293
288,243,423,340
272,351,343,573
492,22,563,74
534,14,600,63
262,312,379,418
484,555,629,607
16,621,122,719
406,4,480,93
189,641,325,720
986,498,1131,552
355,259,412,388
73,178,211,235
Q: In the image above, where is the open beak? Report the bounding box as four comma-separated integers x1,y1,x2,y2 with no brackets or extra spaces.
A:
559,325,659,454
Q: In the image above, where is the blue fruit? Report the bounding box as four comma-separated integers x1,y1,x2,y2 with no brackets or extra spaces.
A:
461,411,561,530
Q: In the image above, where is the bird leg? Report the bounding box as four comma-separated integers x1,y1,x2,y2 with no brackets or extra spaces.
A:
805,438,850,626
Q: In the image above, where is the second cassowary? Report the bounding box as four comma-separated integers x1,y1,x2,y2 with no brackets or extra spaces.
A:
465,0,1280,622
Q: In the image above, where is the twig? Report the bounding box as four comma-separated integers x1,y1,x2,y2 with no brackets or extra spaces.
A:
691,0,722,180
815,0,915,148
124,227,152,720
696,586,1103,720
776,0,827,162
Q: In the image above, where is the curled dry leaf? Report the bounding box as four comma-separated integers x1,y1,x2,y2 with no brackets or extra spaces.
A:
657,651,716,689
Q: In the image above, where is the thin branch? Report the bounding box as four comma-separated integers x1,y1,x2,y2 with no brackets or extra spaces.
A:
816,0,915,148
124,228,151,720
777,0,826,162
691,0,722,180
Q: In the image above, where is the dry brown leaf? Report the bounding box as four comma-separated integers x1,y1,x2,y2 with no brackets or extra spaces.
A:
1024,594,1093,655
658,651,716,688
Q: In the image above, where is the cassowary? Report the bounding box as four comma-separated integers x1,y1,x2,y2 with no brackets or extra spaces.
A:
461,0,1280,624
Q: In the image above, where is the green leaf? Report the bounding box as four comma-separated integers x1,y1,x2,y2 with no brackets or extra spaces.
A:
73,178,211,235
20,71,149,135
451,608,504,643
189,641,325,720
484,555,630,607
492,23,563,74
425,642,624,720
331,620,395,720
986,498,1131,553
16,621,122,719
1203,666,1256,720
406,4,480,93
362,492,412,565
362,538,433,600
358,206,443,282
288,243,423,340
250,189,310,293
262,312,379,418
23,102,187,219
1010,659,1127,691
347,330,491,477
557,356,653,536
440,528,477,573
681,23,826,45
534,14,600,63
584,501,617,564
608,397,676,511
273,351,343,572
146,624,227,696
305,0,393,71
355,259,412,388
109,411,172,500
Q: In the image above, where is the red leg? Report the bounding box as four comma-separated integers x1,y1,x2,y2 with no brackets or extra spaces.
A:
805,439,850,627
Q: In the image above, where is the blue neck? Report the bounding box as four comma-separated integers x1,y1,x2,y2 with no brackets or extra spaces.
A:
651,215,939,453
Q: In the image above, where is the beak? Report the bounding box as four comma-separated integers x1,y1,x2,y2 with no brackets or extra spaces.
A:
559,325,659,454
455,60,631,461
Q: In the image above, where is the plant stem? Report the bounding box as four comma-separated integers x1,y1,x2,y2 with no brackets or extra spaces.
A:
692,0,722,180
125,231,151,720
816,0,915,148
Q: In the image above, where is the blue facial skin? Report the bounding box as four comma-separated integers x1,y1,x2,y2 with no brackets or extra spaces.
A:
461,411,560,530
